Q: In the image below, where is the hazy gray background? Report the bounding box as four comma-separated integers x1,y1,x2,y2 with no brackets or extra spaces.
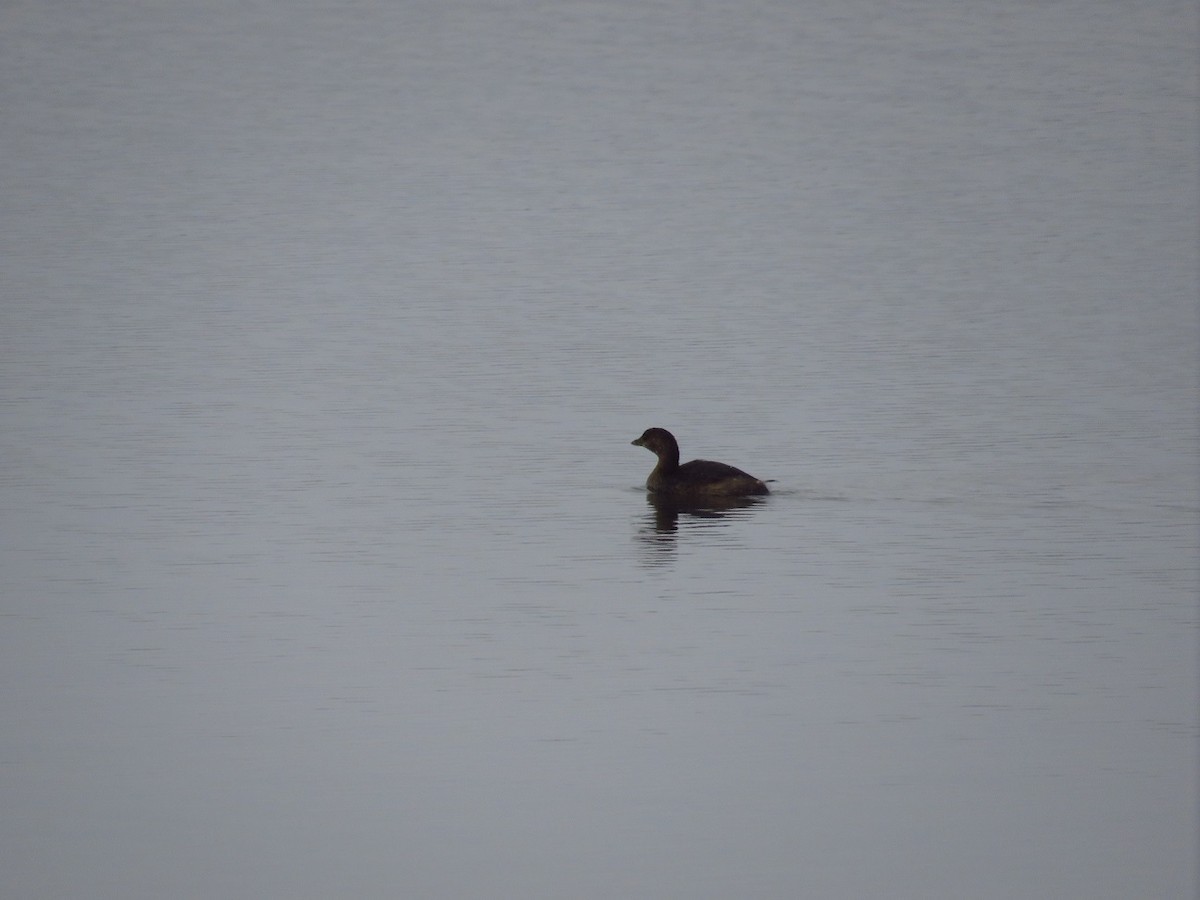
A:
2,1,1196,897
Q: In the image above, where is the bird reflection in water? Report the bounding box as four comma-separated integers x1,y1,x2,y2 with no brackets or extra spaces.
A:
635,491,768,553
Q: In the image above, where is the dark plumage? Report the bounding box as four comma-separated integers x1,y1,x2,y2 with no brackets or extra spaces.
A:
631,427,770,497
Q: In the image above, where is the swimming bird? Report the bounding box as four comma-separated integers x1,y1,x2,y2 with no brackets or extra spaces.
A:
631,427,770,497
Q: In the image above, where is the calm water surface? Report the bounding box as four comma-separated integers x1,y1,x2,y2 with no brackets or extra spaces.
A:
2,1,1196,898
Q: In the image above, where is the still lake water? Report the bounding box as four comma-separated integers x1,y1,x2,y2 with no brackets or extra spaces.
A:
2,1,1197,897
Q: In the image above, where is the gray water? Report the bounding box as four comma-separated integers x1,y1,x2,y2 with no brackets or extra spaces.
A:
2,1,1197,898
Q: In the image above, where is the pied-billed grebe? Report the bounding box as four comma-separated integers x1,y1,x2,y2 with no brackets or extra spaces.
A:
631,427,770,497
